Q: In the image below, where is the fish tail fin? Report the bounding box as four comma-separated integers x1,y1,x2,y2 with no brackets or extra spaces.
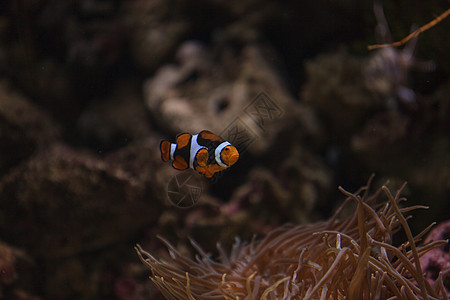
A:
160,140,172,162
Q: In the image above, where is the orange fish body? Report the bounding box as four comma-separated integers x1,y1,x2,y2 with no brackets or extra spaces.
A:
160,130,239,178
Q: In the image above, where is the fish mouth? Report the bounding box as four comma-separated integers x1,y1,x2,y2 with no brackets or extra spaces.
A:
230,153,239,163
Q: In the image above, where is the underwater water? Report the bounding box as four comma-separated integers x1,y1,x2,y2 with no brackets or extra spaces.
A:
0,0,448,299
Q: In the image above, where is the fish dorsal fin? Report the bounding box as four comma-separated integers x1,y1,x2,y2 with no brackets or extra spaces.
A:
199,130,224,142
176,133,191,148
196,148,208,167
172,155,189,170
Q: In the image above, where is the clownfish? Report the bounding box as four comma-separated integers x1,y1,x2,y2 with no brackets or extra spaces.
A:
160,130,239,178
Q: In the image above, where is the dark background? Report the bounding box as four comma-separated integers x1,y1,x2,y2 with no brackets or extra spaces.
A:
0,0,449,298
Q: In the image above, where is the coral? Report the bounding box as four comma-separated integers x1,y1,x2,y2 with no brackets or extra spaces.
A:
136,178,449,299
0,241,18,294
0,241,37,299
420,221,450,295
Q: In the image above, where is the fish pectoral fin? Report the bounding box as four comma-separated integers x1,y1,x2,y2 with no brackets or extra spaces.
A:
175,133,191,148
196,149,208,167
195,166,206,174
172,155,189,170
195,165,212,178
201,164,225,178
196,166,214,179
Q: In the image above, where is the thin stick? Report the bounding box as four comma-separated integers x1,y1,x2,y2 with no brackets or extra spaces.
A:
368,8,450,50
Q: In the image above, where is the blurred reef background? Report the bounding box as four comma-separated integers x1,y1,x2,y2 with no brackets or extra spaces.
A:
0,0,449,299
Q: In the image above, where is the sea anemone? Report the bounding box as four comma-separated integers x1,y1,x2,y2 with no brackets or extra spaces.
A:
136,177,449,299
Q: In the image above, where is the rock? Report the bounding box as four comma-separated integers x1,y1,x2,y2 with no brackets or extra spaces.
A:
224,146,332,226
76,80,152,152
0,140,166,259
302,48,379,142
125,0,190,72
0,80,60,176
